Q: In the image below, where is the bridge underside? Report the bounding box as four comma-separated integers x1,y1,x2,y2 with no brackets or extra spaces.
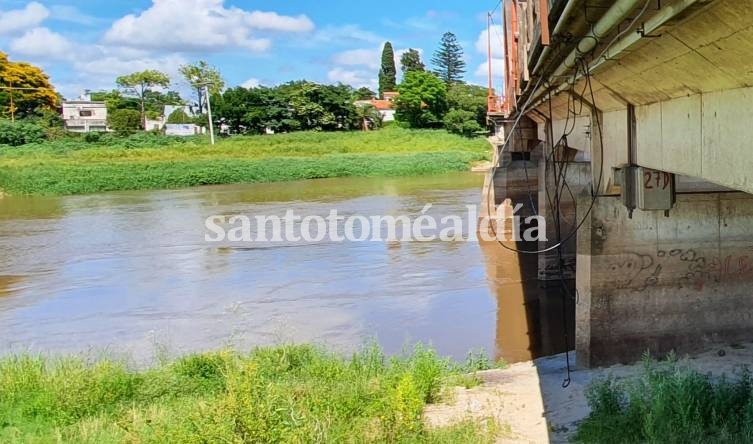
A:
490,0,753,366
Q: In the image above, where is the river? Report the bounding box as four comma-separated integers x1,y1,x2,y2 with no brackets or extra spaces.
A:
0,173,572,364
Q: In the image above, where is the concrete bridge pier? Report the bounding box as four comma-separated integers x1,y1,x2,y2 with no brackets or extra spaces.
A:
576,191,753,367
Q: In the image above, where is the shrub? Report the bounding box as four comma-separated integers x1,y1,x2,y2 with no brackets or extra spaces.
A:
444,109,484,137
83,132,102,143
107,109,142,134
575,356,753,444
0,120,46,146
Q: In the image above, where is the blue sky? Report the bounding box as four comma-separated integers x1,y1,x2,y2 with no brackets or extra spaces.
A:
0,0,506,100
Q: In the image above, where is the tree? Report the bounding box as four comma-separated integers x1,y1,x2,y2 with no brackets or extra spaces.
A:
0,51,57,120
353,87,376,100
378,42,397,98
179,61,225,113
355,104,383,131
400,49,425,74
447,83,489,127
144,90,184,118
166,108,191,124
432,32,466,85
394,71,447,128
444,109,483,137
116,70,171,129
107,109,142,134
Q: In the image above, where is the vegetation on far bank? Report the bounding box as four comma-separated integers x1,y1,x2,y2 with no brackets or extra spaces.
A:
576,354,753,443
0,343,500,443
0,127,490,196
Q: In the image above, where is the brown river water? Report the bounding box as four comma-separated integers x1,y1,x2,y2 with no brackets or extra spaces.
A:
0,173,572,363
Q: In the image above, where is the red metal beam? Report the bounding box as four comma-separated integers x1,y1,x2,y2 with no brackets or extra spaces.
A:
539,0,550,46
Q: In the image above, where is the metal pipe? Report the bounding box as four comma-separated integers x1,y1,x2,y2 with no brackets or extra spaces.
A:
551,0,644,80
589,0,702,74
528,0,702,111
531,0,585,76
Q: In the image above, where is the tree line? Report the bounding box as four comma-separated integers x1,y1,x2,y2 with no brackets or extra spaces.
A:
211,32,486,137
1,30,488,146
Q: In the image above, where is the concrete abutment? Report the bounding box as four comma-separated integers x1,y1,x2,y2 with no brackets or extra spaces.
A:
576,192,753,367
485,117,753,368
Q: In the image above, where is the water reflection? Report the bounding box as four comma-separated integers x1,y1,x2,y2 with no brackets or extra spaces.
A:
479,239,575,363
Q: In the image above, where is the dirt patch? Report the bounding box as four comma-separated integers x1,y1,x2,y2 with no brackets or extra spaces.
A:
424,344,753,443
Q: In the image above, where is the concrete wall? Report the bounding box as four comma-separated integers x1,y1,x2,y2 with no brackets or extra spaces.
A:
576,191,753,367
636,86,753,194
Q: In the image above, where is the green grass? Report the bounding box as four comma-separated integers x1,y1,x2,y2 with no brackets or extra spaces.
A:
575,353,753,444
0,128,490,196
0,344,500,443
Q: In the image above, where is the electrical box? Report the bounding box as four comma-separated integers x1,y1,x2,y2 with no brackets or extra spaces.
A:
617,166,676,215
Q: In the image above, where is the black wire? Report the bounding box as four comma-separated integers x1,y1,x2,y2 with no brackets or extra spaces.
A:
484,52,608,389
485,67,606,256
489,0,503,16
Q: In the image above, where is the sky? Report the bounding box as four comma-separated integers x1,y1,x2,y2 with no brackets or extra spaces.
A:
0,0,506,100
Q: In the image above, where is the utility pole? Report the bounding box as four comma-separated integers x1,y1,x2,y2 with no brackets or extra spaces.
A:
9,81,14,123
487,12,494,112
204,84,215,145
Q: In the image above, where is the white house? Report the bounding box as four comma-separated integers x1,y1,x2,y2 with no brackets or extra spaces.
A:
61,93,108,132
165,124,204,136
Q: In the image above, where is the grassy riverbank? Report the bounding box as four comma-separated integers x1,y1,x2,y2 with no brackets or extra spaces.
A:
0,344,500,443
0,127,489,196
575,356,753,443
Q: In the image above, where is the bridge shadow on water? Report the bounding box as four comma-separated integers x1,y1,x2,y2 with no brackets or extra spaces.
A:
479,232,578,442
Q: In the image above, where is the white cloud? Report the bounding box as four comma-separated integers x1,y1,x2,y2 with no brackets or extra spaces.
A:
474,58,506,84
327,68,376,90
0,2,49,36
306,25,384,47
48,5,102,26
241,78,261,88
475,25,505,58
104,0,313,53
9,27,73,60
473,26,506,89
73,53,187,79
245,11,314,32
332,48,381,70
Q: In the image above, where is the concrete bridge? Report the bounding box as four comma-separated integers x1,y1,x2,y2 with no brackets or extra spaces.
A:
486,0,753,367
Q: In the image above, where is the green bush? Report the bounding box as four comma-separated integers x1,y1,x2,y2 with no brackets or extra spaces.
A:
83,132,101,143
107,108,142,134
0,120,46,146
575,355,753,444
444,109,484,138
166,108,191,124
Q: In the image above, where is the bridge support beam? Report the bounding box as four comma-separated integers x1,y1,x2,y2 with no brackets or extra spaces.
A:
576,191,753,368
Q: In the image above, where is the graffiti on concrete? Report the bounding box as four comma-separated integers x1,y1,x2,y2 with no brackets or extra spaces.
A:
610,248,753,292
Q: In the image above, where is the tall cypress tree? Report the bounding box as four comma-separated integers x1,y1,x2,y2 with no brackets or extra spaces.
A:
432,32,466,85
378,42,397,98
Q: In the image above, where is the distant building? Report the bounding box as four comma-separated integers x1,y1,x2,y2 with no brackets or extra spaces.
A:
145,117,165,131
382,91,399,101
165,124,204,136
61,92,108,132
354,91,399,122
